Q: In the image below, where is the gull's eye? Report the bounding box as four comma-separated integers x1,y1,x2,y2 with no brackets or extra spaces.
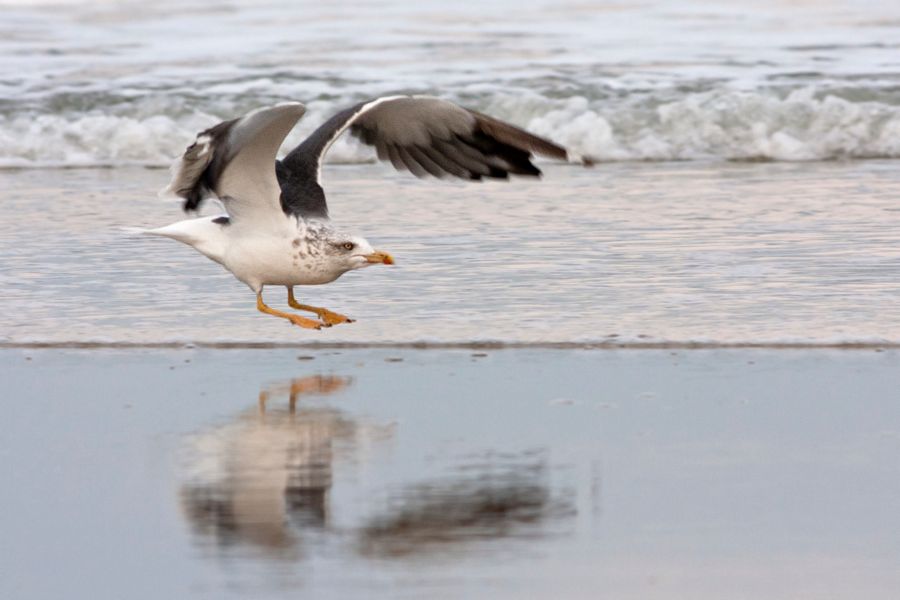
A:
342,242,355,251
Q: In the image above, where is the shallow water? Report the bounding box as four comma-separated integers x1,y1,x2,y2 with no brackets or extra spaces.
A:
1,162,899,345
2,348,899,599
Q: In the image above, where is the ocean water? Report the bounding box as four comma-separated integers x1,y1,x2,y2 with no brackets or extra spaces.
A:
3,0,900,167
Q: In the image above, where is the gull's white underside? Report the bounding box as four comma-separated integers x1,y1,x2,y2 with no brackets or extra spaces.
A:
148,215,359,292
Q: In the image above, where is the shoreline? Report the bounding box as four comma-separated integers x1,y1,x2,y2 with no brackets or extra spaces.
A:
2,340,898,350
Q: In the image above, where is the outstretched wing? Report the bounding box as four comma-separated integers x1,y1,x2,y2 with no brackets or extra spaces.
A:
162,102,307,223
277,95,587,220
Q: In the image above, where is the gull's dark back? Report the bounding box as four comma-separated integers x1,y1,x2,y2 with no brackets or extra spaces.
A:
276,103,365,220
276,96,579,222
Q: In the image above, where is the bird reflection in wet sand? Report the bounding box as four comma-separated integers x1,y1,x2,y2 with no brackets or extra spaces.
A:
358,453,576,558
179,375,393,558
180,379,575,564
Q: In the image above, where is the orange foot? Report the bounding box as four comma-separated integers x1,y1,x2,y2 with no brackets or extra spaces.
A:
288,288,354,326
311,308,354,326
286,313,328,330
257,292,327,330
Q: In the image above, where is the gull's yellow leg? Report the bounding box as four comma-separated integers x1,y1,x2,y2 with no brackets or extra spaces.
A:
257,292,325,329
258,389,270,414
287,287,355,326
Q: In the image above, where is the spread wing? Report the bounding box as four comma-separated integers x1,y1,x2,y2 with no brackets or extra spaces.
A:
162,102,307,224
277,95,588,219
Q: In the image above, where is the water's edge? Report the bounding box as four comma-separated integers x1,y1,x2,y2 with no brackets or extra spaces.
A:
3,341,897,350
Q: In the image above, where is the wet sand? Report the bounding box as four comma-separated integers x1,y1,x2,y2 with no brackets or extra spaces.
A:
2,160,899,598
2,161,900,345
2,347,899,599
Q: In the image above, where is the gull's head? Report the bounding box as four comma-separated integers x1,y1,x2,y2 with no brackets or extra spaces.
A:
320,230,394,274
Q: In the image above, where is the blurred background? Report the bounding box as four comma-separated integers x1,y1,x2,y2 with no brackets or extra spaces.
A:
3,0,900,167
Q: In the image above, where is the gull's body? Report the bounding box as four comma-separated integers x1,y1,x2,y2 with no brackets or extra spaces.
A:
149,95,587,329
152,215,350,288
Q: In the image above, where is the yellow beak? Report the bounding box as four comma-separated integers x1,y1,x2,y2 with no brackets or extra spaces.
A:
364,251,394,265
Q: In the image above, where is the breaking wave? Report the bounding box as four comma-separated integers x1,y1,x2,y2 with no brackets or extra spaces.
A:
3,86,900,168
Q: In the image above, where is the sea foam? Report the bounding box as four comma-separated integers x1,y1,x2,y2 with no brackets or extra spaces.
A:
2,87,900,168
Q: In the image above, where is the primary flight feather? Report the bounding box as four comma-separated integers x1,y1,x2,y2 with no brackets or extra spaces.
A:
148,95,587,329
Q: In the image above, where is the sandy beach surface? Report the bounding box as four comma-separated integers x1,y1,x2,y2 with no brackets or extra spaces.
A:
2,347,899,599
2,161,899,346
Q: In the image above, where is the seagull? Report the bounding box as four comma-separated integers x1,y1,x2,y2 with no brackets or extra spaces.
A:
149,95,587,329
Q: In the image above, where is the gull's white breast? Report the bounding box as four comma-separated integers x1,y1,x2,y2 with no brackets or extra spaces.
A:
223,220,341,290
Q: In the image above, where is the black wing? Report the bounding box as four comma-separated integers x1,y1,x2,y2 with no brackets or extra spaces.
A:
277,95,588,219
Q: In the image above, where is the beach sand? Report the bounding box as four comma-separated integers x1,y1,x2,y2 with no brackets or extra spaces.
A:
2,161,899,346
3,162,898,597
2,347,899,599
